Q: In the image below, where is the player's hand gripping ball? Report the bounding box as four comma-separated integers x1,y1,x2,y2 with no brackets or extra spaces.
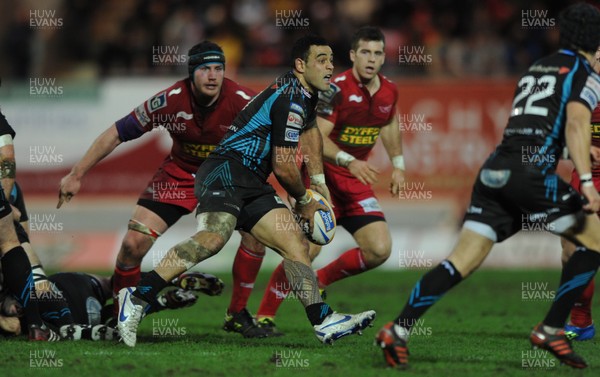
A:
296,189,336,245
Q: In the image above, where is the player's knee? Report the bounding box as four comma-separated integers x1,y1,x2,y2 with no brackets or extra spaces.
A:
362,241,391,267
120,233,151,262
282,236,311,262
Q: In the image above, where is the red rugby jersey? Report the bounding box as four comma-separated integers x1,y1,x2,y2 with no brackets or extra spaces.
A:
316,69,398,160
117,78,255,173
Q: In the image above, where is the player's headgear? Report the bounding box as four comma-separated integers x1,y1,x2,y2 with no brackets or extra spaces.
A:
351,26,385,51
559,3,600,54
291,34,329,68
188,41,225,81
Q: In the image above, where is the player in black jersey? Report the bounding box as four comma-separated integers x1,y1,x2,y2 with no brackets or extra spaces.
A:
0,109,60,341
377,3,600,369
118,35,376,347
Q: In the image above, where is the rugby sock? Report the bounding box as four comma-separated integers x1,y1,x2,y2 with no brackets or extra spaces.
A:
256,263,289,318
1,246,43,326
544,247,600,328
395,260,463,330
228,244,263,314
37,283,74,327
306,303,333,326
113,264,141,316
113,264,142,297
132,270,168,305
316,247,367,287
569,278,594,327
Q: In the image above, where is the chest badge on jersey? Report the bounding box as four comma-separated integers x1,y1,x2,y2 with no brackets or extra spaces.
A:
338,125,380,146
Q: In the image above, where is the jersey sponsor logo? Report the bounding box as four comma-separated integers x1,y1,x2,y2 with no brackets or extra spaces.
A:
286,112,303,129
285,128,300,142
581,75,600,109
134,104,151,126
168,88,182,97
148,92,167,112
378,105,393,114
338,125,380,146
592,124,600,136
358,197,381,213
182,143,217,159
348,94,363,103
235,90,252,100
558,66,570,75
289,102,305,116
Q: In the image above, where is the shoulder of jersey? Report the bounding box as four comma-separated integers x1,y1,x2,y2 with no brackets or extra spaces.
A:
145,79,188,113
221,78,255,102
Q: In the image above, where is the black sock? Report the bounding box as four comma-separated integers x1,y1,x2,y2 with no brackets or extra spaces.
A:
396,260,463,330
306,303,333,326
544,247,600,328
38,290,74,328
133,270,168,306
1,246,43,326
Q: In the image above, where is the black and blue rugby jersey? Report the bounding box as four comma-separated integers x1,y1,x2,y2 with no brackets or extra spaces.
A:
499,49,600,175
211,71,318,182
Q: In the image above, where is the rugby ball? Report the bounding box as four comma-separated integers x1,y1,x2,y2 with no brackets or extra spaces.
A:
299,190,336,245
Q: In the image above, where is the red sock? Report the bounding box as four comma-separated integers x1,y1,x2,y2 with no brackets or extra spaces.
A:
112,265,141,317
316,247,367,287
228,244,264,314
570,278,595,327
256,263,289,318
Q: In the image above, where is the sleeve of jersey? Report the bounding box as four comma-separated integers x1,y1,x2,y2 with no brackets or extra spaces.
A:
115,91,166,141
0,111,16,138
316,83,341,124
270,96,302,147
570,70,600,112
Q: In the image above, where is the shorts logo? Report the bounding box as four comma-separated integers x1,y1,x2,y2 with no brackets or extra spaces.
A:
148,92,167,112
480,169,511,188
286,112,303,129
289,102,305,117
285,128,300,142
134,104,151,126
358,197,381,213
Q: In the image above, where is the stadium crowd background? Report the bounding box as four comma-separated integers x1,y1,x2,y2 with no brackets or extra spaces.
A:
1,0,566,79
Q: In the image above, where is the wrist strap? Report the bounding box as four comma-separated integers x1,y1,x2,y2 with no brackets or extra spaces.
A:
310,174,325,185
336,151,356,167
392,155,405,170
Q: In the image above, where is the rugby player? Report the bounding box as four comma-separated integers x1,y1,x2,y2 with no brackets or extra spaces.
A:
563,95,600,342
117,35,376,347
58,41,271,337
0,109,59,341
377,3,600,369
254,26,403,333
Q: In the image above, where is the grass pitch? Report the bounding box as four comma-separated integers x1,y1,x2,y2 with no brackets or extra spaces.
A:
2,269,600,377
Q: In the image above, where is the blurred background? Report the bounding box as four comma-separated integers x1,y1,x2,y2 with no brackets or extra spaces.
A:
0,0,588,272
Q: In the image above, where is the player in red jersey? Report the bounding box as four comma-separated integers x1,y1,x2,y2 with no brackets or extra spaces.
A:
254,27,405,332
563,52,600,340
58,41,271,338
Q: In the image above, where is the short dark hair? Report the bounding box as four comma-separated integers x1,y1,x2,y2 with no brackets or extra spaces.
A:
351,26,385,51
291,35,329,68
559,3,600,54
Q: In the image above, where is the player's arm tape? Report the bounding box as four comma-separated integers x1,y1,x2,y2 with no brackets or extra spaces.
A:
335,151,355,167
0,134,13,148
392,155,405,170
297,191,312,205
310,174,325,185
580,173,594,187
